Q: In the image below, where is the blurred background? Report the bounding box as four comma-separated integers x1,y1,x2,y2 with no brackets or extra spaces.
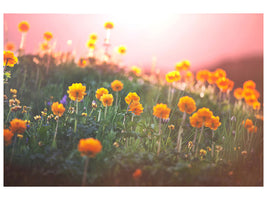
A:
4,14,263,98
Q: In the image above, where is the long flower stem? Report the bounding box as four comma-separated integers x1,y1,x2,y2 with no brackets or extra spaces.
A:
52,118,59,148
9,134,17,166
116,91,118,108
82,157,89,186
104,105,107,120
97,109,102,122
211,130,215,158
157,119,162,156
177,112,186,153
195,124,204,157
192,128,198,152
74,100,78,133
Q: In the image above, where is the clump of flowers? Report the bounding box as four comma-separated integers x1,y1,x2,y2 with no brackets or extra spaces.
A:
129,101,144,116
96,88,109,100
125,92,140,105
175,60,190,71
165,71,181,83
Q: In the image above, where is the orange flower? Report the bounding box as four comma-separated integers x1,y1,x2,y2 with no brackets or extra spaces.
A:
242,119,253,129
10,88,17,94
40,41,50,51
253,89,260,99
228,80,234,92
196,70,211,83
100,94,114,107
214,68,226,79
189,113,203,128
111,80,124,92
95,88,109,100
117,45,127,54
131,66,142,76
184,71,194,82
129,101,144,115
196,107,213,123
89,33,98,41
77,58,87,68
43,32,53,41
245,95,257,106
4,129,14,146
216,77,231,92
207,72,218,84
18,21,30,32
253,101,261,110
87,40,95,49
9,118,26,134
3,51,18,67
104,21,114,29
132,169,142,180
243,80,256,90
205,116,221,130
78,138,102,157
234,88,243,100
67,83,87,102
247,125,257,133
177,96,196,114
166,71,181,83
153,103,171,119
5,42,16,51
51,102,65,117
125,92,140,105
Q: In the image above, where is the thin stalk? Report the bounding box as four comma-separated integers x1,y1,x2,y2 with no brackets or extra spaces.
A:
157,119,162,156
177,112,186,152
52,118,59,148
9,134,17,166
195,124,204,157
165,129,172,147
115,91,118,108
104,105,107,120
82,157,89,186
192,128,198,152
97,109,102,122
74,100,78,133
211,130,215,158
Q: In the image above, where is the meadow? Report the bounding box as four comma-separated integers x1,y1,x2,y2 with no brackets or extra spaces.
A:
3,21,263,186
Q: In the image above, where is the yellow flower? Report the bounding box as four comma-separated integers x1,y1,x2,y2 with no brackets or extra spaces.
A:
100,94,114,107
125,92,140,105
153,103,171,120
87,40,95,49
67,83,87,102
104,21,114,29
43,32,53,41
131,66,142,76
199,149,207,156
89,33,98,41
175,60,190,71
117,45,127,54
82,113,87,117
177,96,197,114
111,80,124,92
95,88,109,100
168,124,175,130
10,88,17,94
18,21,30,32
187,141,193,149
166,71,181,83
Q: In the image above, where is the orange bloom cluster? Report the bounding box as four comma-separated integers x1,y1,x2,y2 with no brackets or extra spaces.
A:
117,45,127,54
87,40,95,50
242,119,257,133
153,103,171,119
5,42,16,51
129,101,144,115
196,70,211,83
4,129,14,146
100,93,114,107
196,107,213,122
9,118,27,134
51,102,65,117
96,88,109,100
77,58,87,68
196,68,226,85
104,21,114,29
132,169,142,180
166,71,181,83
43,32,53,41
189,113,203,128
67,83,87,102
125,92,140,105
177,96,196,114
3,51,18,67
216,77,234,93
78,138,102,157
130,66,142,77
175,60,190,71
205,116,221,130
111,80,124,92
18,21,30,32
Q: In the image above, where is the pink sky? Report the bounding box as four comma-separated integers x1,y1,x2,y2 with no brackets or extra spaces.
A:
4,14,263,72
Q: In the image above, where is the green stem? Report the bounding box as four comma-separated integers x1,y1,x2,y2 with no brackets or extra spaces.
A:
157,119,162,156
9,134,17,166
74,100,78,133
195,124,204,157
192,128,198,152
82,157,89,186
6,107,12,122
52,118,59,148
211,130,215,158
116,91,118,108
177,112,186,153
97,109,102,122
104,105,107,120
